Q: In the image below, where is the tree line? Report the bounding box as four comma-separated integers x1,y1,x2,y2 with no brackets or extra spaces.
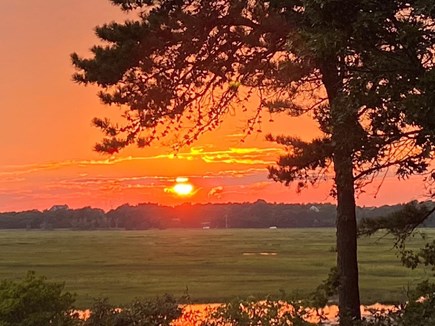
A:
0,200,433,230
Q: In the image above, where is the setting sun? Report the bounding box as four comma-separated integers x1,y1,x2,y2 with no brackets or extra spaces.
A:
173,183,194,196
164,177,195,197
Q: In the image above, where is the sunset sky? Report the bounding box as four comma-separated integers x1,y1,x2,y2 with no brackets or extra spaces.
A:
0,0,430,212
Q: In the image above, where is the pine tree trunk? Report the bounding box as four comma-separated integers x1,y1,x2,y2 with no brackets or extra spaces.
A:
322,62,361,324
333,151,361,325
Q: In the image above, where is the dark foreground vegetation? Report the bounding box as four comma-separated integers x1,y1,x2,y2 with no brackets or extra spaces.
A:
0,271,181,326
1,201,434,230
1,271,433,325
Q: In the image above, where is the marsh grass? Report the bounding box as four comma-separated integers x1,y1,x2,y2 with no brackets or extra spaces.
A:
0,228,432,307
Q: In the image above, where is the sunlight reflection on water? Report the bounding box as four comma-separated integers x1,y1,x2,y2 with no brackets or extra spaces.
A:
76,302,397,325
173,302,397,325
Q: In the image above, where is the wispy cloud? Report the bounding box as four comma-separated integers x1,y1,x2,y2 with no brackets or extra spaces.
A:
208,186,224,198
178,147,281,165
0,146,282,177
0,156,170,177
225,133,245,138
203,168,267,178
242,181,274,191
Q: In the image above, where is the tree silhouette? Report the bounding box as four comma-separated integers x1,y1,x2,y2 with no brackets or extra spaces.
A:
72,1,435,323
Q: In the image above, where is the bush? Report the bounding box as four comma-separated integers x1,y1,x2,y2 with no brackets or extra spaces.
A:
396,281,435,326
0,271,79,326
84,294,182,326
0,272,182,326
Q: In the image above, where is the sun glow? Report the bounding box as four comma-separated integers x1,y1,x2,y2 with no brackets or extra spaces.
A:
164,177,195,197
173,182,194,196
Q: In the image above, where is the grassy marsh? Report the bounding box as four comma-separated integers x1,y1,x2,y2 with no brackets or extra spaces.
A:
0,228,432,307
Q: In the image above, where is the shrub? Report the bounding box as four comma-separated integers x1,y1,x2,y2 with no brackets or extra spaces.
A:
0,271,79,326
84,294,182,326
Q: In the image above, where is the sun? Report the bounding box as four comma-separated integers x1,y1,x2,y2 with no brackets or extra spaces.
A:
173,182,194,196
165,177,196,197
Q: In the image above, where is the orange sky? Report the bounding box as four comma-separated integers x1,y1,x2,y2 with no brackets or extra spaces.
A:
0,0,430,212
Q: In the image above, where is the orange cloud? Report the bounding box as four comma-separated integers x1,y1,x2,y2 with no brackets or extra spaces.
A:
243,181,274,191
0,146,281,178
208,186,224,198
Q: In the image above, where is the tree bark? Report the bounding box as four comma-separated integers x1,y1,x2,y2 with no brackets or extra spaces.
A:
322,61,361,325
333,150,361,324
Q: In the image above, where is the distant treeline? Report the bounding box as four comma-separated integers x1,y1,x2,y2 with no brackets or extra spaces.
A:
0,200,434,230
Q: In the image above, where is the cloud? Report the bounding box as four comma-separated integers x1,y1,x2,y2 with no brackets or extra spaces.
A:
0,146,281,178
0,145,284,181
186,147,281,165
243,181,273,191
208,186,224,198
203,168,266,178
0,156,170,177
225,133,245,138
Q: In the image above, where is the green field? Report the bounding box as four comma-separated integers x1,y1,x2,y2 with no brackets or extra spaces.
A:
0,228,433,307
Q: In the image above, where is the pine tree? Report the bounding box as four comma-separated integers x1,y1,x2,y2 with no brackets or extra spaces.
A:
72,1,435,323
